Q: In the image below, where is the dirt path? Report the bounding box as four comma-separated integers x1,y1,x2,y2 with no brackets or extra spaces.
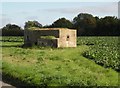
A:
0,81,16,88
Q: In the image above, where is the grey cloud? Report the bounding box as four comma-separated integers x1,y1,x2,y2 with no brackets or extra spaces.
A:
19,11,29,15
0,13,12,27
119,2,120,18
0,17,12,28
0,14,8,17
25,16,39,20
45,3,118,16
17,11,33,16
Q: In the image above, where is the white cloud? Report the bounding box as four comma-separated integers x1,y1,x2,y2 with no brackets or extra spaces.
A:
1,0,120,2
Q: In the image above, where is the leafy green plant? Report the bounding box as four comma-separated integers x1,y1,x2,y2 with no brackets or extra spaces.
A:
78,37,120,71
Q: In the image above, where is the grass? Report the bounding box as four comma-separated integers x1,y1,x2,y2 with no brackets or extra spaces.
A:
1,36,119,86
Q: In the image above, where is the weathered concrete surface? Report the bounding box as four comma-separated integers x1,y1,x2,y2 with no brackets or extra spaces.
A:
24,28,77,48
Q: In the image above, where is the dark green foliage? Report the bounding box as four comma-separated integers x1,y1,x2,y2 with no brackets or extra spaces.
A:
50,18,73,28
95,16,119,36
24,20,42,29
1,24,24,36
73,13,96,36
1,13,119,36
73,13,119,36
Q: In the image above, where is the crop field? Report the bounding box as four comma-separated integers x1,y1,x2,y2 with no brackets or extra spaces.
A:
78,37,120,71
1,36,120,86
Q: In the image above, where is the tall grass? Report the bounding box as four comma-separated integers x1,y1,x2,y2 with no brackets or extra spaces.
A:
2,36,119,86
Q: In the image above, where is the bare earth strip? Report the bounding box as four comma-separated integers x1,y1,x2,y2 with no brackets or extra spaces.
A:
0,81,16,88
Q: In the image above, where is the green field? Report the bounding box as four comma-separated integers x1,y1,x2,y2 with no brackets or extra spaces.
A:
1,36,120,86
78,37,120,71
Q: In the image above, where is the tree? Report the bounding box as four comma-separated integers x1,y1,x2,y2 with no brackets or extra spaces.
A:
118,19,120,35
97,16,118,36
73,13,96,36
24,21,42,29
51,18,73,28
2,24,21,30
2,24,24,36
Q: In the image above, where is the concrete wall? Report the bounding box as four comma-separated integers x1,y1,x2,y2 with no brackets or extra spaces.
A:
59,29,76,47
24,28,76,48
24,29,59,45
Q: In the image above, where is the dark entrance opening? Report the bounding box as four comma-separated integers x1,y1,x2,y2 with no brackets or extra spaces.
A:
66,35,70,41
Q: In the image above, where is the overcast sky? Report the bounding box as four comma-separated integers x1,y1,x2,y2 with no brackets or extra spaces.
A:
0,0,119,28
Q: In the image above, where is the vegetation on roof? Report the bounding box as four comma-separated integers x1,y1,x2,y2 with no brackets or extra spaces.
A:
40,36,56,39
27,27,39,30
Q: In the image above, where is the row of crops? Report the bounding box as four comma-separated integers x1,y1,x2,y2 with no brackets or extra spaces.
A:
1,36,23,42
77,37,120,71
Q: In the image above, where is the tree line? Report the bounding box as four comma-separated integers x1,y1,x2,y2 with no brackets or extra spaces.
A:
1,13,120,36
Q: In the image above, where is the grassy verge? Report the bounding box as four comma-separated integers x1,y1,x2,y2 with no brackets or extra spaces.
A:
2,36,119,86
